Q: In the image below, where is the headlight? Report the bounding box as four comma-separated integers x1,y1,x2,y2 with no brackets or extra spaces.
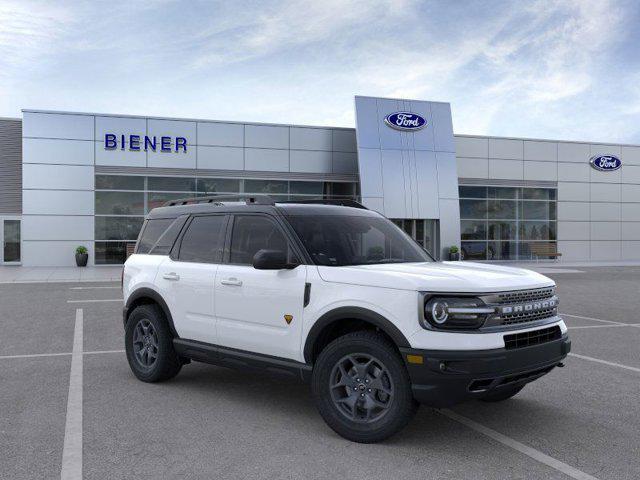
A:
422,296,495,330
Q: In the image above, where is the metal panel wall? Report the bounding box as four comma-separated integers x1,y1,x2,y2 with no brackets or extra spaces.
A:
354,96,459,258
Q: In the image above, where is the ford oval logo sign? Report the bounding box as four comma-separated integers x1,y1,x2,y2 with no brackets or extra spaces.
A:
590,155,622,172
384,112,427,131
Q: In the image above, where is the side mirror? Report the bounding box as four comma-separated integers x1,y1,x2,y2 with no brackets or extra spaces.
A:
252,249,296,270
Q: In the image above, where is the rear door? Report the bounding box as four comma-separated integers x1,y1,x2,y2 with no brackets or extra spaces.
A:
157,214,228,345
214,214,307,361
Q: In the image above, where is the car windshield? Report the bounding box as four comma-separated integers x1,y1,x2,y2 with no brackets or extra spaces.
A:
285,213,433,266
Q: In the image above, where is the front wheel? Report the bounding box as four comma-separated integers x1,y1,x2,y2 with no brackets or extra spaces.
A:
125,304,182,382
311,331,418,443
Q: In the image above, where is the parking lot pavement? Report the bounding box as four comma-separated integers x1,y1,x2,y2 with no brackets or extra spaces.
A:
1,267,639,479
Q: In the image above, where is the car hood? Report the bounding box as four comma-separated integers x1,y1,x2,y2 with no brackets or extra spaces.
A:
316,261,554,293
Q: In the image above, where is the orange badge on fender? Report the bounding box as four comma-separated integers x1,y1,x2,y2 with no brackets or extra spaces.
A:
284,314,293,325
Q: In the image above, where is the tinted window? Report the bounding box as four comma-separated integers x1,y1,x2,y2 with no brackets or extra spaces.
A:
137,218,174,254
229,216,290,265
150,216,188,255
95,217,144,241
286,214,431,266
178,215,226,263
95,191,144,215
95,175,144,190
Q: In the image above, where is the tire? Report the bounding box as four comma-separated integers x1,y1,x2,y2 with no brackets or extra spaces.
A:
125,304,182,382
311,331,418,443
480,384,524,402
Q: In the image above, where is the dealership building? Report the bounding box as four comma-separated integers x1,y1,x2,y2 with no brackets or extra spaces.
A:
0,95,639,266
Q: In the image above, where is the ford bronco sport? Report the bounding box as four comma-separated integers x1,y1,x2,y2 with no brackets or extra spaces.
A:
122,195,570,443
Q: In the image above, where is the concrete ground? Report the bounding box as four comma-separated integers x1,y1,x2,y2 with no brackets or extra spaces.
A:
0,267,639,479
0,266,122,283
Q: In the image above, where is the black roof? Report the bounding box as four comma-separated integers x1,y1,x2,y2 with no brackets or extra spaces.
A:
146,195,378,220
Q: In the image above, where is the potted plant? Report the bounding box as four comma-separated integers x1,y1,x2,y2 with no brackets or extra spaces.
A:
449,245,461,261
75,246,88,267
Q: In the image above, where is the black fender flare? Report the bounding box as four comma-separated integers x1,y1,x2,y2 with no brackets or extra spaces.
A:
303,307,410,364
124,287,179,338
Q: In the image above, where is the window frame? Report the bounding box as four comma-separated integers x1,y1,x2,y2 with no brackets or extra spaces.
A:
170,213,230,264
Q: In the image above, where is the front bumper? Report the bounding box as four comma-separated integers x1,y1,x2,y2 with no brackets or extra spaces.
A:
400,334,571,407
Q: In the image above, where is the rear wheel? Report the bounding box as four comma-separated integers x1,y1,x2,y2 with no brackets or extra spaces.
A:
125,304,182,382
480,384,524,402
312,331,418,443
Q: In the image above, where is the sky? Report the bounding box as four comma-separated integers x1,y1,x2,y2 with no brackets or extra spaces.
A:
1,0,639,143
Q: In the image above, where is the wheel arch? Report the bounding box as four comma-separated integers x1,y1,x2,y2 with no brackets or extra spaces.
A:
124,287,179,338
303,307,411,364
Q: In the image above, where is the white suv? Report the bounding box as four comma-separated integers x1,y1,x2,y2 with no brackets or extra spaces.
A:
122,195,570,443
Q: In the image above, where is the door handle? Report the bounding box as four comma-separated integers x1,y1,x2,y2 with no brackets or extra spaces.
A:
220,277,243,286
162,272,180,281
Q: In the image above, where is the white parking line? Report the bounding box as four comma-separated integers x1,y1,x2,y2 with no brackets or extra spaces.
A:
439,409,599,480
66,299,122,303
568,324,632,330
0,350,125,360
84,349,125,355
0,352,71,360
69,286,120,290
569,353,640,374
561,313,627,325
61,308,83,480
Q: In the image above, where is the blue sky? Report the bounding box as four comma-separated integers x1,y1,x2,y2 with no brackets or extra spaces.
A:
1,0,639,142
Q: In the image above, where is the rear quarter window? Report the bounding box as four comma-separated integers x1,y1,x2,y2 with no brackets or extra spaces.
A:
136,217,186,254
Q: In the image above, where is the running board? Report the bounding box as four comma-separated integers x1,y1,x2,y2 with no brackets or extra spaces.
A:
173,338,312,382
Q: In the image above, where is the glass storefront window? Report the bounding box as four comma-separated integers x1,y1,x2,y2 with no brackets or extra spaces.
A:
460,199,488,219
95,241,131,265
95,216,144,241
196,178,240,194
461,220,487,240
147,176,196,192
488,200,517,219
147,193,187,212
290,181,324,195
95,175,144,190
95,191,144,215
459,186,487,198
244,179,288,194
488,221,517,240
487,187,517,199
459,186,557,260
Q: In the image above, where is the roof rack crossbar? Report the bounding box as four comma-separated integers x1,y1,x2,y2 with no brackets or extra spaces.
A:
163,194,275,207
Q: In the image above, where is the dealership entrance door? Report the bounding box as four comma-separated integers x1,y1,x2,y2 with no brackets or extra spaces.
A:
1,217,21,264
390,219,439,260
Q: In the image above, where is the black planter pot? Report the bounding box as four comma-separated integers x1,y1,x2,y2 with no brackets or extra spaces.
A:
449,252,460,261
75,253,88,267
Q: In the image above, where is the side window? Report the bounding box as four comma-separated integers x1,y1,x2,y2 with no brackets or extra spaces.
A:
229,216,293,265
177,215,226,263
136,218,174,254
149,215,188,255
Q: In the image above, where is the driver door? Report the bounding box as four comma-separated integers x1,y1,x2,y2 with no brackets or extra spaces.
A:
214,214,307,361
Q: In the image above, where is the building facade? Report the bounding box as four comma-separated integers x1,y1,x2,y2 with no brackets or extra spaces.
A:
0,95,637,266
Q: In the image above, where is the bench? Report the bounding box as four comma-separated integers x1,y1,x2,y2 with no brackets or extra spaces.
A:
529,243,562,261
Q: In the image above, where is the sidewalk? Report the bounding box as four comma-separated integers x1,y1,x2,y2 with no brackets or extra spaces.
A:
0,266,122,283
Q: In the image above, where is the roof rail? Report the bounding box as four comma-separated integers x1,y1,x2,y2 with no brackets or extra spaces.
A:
278,199,368,209
163,194,275,207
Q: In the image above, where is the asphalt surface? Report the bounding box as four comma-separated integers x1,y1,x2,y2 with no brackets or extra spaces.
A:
1,267,639,479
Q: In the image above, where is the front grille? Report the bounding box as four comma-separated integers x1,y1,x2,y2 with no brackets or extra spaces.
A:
501,307,557,325
481,287,558,327
496,287,555,304
504,325,561,350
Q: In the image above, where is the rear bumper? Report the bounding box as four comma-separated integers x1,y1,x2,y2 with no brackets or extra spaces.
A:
400,334,571,407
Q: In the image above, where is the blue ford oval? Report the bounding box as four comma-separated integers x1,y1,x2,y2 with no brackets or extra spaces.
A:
590,155,621,171
384,112,427,131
